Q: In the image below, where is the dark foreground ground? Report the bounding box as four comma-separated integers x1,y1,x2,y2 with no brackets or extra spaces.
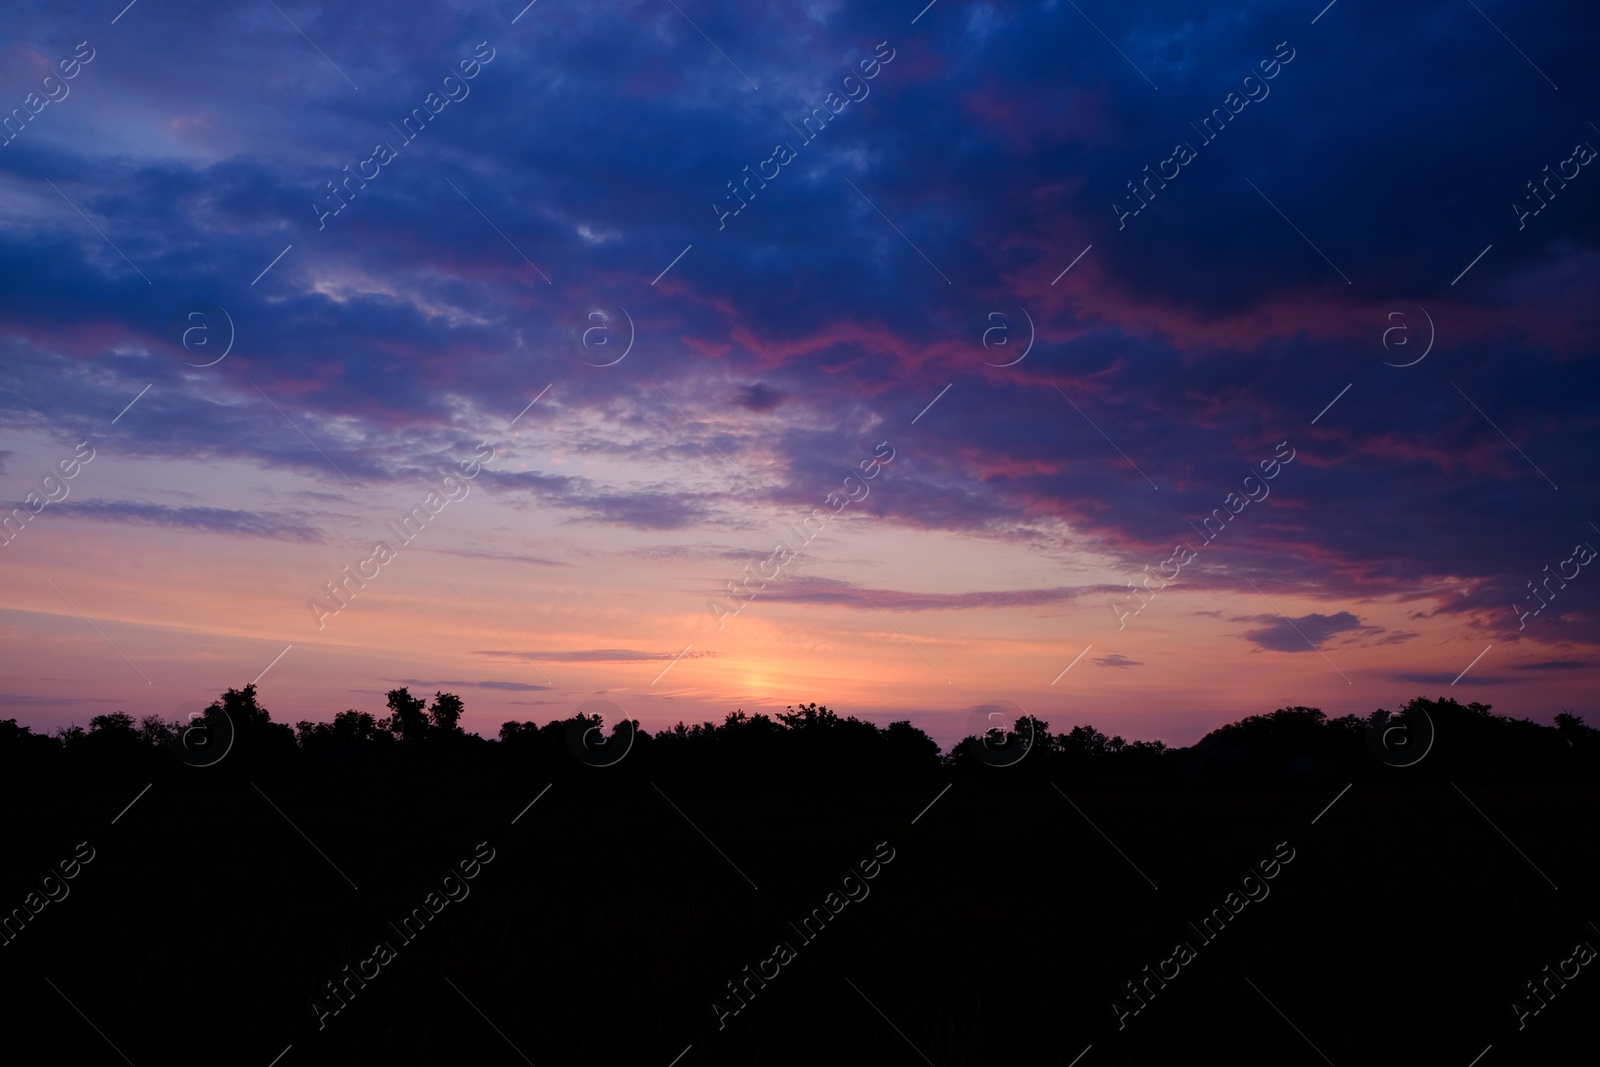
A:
2,708,1597,1066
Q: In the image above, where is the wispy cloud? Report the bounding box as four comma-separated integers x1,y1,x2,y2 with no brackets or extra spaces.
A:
423,547,572,568
1513,660,1594,671
740,577,1094,612
51,501,321,541
388,678,552,692
469,649,719,663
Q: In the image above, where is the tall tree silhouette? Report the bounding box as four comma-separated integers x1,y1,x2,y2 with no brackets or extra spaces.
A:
428,692,465,735
382,687,431,742
205,684,288,737
196,683,295,767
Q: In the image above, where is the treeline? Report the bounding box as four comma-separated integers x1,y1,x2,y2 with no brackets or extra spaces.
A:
3,687,1597,784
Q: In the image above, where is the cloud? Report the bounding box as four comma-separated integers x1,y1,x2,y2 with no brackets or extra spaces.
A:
423,547,571,568
469,649,718,663
1513,659,1595,671
51,501,321,540
734,576,1094,611
388,678,551,692
0,694,118,707
1242,611,1369,652
1093,654,1142,668
612,543,754,564
735,382,787,411
1388,672,1517,687
481,470,715,530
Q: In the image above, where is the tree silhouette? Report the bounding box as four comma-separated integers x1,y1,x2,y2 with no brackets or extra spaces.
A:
947,714,1048,768
296,709,389,748
497,719,543,745
1060,723,1115,758
201,683,295,764
87,710,137,732
52,723,87,748
6,684,1593,792
883,719,940,765
205,684,285,735
428,691,465,735
776,702,841,730
0,718,54,751
382,687,430,742
0,717,63,786
1555,710,1600,752
139,713,179,747
86,711,142,748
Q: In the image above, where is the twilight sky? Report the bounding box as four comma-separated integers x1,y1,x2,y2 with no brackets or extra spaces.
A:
2,0,1597,749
